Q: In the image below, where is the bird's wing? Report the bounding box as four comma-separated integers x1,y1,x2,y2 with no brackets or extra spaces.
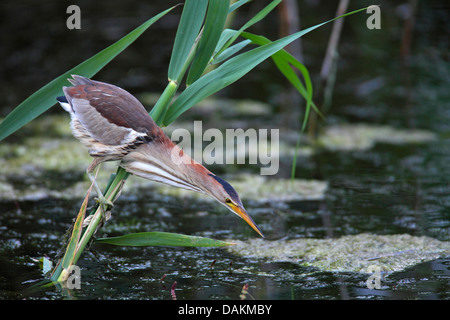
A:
62,77,157,146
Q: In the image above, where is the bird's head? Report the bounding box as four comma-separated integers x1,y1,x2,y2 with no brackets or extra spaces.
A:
204,174,264,238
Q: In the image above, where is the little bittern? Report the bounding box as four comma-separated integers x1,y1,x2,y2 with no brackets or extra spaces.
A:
57,75,263,237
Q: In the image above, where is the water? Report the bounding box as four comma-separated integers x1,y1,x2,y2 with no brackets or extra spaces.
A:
0,0,449,300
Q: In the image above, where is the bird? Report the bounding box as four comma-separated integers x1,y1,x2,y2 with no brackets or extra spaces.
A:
57,75,263,237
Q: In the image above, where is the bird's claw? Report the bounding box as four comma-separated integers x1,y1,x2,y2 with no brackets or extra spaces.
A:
95,196,114,210
82,210,111,231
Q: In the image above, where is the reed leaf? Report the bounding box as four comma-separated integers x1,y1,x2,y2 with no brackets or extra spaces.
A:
186,0,230,85
228,0,252,13
239,31,320,128
212,39,252,65
163,8,368,126
214,0,282,58
96,232,235,247
167,0,208,83
152,0,208,123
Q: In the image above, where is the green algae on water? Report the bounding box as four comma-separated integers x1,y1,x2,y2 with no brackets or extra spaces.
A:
317,124,436,151
227,233,450,273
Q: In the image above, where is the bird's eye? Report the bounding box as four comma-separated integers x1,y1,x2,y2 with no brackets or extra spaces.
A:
225,198,232,204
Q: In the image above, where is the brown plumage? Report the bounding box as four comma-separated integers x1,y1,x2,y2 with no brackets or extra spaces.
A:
57,75,263,237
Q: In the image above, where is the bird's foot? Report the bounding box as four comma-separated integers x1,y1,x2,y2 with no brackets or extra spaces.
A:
95,196,114,211
82,210,111,231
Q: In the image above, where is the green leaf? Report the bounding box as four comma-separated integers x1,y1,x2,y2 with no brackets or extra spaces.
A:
240,31,321,128
167,0,208,82
161,16,318,124
163,7,367,125
186,0,230,85
212,29,237,60
95,232,235,247
214,0,282,58
0,6,175,142
228,0,252,13
212,39,252,65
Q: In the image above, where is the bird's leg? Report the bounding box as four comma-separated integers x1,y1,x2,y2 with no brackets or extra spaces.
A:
87,159,114,211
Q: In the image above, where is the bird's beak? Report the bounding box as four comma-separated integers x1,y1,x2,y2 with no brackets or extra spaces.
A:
228,204,264,238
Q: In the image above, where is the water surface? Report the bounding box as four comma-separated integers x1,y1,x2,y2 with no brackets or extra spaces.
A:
0,0,448,300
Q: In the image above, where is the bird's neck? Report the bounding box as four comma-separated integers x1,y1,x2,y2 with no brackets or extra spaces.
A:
121,139,213,194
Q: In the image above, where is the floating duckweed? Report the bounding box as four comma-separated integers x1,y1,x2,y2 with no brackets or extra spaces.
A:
226,233,450,273
232,174,327,202
0,114,117,200
317,124,436,151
